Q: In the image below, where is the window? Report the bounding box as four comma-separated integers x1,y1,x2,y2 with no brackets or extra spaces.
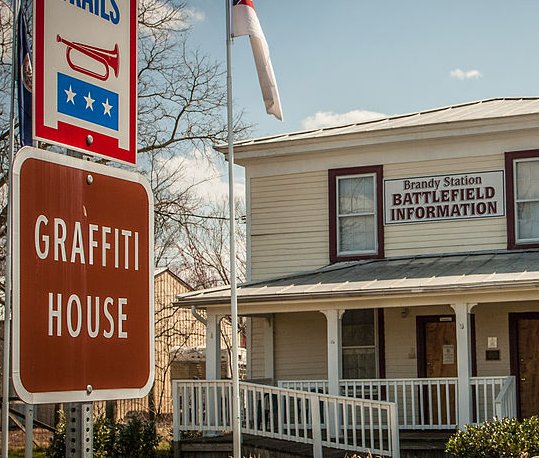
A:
506,150,539,249
342,309,378,379
329,166,384,262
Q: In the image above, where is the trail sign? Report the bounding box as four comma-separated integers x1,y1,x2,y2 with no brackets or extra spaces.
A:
12,147,154,404
33,0,137,164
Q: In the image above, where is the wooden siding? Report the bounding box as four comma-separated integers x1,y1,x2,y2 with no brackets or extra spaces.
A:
384,302,539,379
383,306,454,379
248,317,267,379
250,171,328,281
473,301,539,377
249,153,508,280
384,155,507,257
273,312,327,380
247,303,539,384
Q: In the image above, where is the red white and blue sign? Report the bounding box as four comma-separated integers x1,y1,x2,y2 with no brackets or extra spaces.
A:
33,0,137,165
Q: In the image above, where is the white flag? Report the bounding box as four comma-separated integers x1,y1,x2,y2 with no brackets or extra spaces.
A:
232,0,283,121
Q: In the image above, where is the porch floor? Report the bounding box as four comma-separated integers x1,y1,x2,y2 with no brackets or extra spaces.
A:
176,431,453,458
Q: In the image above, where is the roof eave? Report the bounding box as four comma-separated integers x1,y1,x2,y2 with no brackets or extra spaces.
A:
216,113,539,163
174,279,539,311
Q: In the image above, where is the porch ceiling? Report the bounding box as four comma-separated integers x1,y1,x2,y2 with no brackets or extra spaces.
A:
175,250,539,312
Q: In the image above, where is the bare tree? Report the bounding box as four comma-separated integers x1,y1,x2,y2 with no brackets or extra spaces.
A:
136,0,250,271
0,0,250,422
178,197,247,289
0,0,250,273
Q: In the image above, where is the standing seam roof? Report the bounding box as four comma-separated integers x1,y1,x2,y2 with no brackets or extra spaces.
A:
227,97,539,148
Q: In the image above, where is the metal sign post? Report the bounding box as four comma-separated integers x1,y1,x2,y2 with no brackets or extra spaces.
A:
65,403,93,458
24,404,33,458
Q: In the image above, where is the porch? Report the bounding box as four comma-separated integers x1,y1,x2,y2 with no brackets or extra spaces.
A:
172,375,515,457
174,251,538,456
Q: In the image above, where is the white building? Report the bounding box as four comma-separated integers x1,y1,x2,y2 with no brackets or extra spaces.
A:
174,98,539,456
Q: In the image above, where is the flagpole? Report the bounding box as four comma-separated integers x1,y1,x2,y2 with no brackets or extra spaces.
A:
2,0,20,456
225,1,242,457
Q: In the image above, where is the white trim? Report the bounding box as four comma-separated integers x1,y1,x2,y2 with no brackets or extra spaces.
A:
205,314,222,380
321,309,343,396
335,173,378,257
245,169,252,281
263,315,274,380
513,157,539,244
451,302,476,428
246,317,253,380
229,114,539,161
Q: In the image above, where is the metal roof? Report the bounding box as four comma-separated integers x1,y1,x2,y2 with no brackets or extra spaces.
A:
227,97,539,149
176,250,539,306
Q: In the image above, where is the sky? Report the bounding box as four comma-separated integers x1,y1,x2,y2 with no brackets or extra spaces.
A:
186,0,539,138
184,0,539,200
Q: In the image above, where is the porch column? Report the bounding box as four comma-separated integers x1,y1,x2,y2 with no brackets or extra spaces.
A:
206,313,223,380
451,302,476,428
322,310,344,396
263,315,274,382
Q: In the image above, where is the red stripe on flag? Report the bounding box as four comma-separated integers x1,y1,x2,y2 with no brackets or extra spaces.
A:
236,0,255,9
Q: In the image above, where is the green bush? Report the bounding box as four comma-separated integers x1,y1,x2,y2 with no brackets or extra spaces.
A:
46,412,159,458
45,414,65,458
113,414,159,458
446,416,539,457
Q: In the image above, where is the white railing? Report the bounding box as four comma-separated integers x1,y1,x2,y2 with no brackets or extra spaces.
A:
280,376,518,430
470,376,517,423
280,378,459,430
277,380,328,393
493,376,517,420
173,380,400,458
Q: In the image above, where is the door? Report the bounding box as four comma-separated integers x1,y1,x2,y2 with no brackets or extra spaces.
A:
425,320,457,378
417,316,457,426
510,314,539,418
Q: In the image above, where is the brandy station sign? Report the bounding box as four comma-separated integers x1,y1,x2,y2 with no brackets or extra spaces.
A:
12,148,154,404
384,171,505,225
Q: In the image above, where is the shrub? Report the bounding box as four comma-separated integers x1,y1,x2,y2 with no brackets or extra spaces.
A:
45,413,65,458
113,414,159,458
46,412,159,458
446,416,539,457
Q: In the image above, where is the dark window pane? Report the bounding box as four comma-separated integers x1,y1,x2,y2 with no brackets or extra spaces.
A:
516,161,539,200
342,309,375,346
338,215,375,253
338,176,374,214
342,348,376,379
517,201,539,240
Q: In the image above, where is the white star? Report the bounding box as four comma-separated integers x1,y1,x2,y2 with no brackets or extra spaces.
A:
64,85,76,104
102,98,113,117
84,92,95,110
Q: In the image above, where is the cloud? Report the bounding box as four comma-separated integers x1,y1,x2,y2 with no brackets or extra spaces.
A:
139,0,205,31
165,154,245,204
184,7,205,25
302,110,387,130
450,68,482,80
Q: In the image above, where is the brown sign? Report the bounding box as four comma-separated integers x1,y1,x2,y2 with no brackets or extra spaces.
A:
12,147,154,404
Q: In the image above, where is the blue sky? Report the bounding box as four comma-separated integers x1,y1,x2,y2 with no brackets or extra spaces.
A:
187,0,539,139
